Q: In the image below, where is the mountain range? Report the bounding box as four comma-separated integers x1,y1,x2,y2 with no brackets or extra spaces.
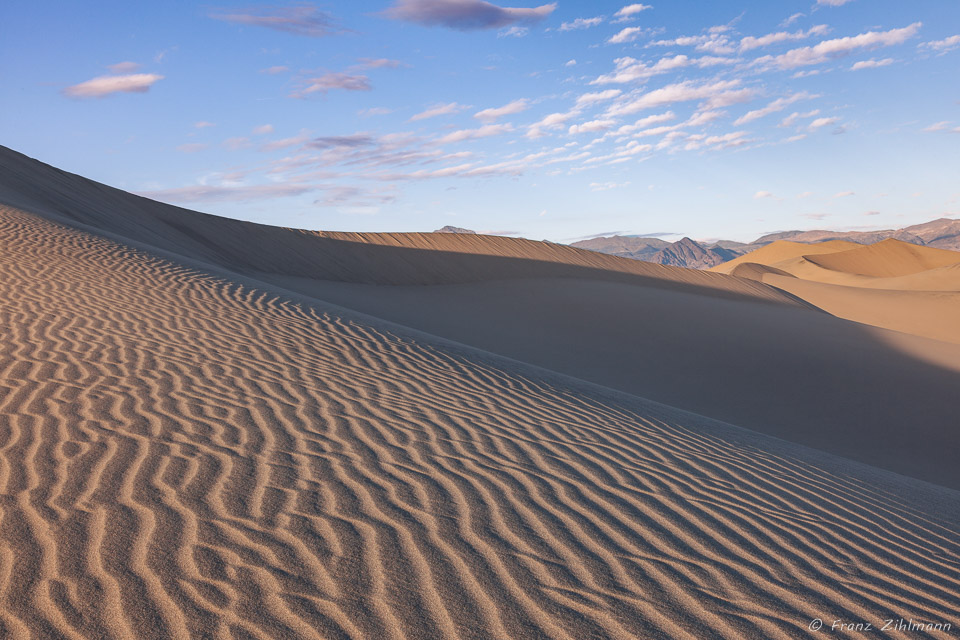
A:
570,218,960,269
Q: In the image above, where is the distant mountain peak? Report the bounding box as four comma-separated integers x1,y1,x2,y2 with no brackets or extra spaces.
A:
435,225,476,234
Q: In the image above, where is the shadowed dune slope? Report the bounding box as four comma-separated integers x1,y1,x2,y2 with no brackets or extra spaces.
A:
745,274,960,345
710,240,859,275
2,205,959,640
0,146,796,306
278,276,960,489
803,239,960,278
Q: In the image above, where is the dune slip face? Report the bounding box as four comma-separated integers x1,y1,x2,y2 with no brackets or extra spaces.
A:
1,205,959,639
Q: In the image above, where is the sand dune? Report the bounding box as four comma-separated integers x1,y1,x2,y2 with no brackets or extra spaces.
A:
710,240,860,275
804,239,960,278
2,147,960,638
0,146,794,305
1,204,959,640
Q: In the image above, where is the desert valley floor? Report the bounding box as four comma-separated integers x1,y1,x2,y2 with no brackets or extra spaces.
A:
0,146,958,639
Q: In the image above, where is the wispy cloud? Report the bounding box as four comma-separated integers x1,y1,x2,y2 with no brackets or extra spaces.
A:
850,58,893,70
754,190,774,198
410,102,470,121
108,61,141,73
560,17,603,32
306,134,377,149
210,5,339,37
568,120,617,134
808,116,839,131
739,25,829,52
834,190,855,197
475,98,529,121
436,124,513,144
293,72,371,97
920,34,960,54
63,73,164,98
194,121,216,129
355,58,405,69
253,124,275,135
756,23,921,69
614,4,652,20
817,0,854,5
383,0,556,30
260,65,290,74
606,80,754,116
734,91,816,125
140,183,317,203
592,54,735,84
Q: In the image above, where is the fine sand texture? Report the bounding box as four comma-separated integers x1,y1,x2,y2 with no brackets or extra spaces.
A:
4,147,960,489
2,146,960,638
2,204,960,640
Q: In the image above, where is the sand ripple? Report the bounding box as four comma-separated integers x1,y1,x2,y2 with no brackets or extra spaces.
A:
1,205,958,639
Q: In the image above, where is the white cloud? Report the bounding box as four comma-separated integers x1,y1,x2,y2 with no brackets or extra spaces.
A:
779,109,820,127
817,0,854,5
498,26,528,38
526,111,576,138
808,116,839,131
608,27,646,44
834,190,855,197
755,190,774,198
410,102,469,121
739,25,829,52
920,35,960,54
261,65,290,75
437,124,513,144
649,34,735,55
606,80,753,116
757,22,922,69
565,59,577,66
194,121,216,129
63,73,164,98
569,120,617,134
592,54,734,84
475,98,529,121
922,121,960,133
734,91,816,125
576,89,622,105
685,110,724,126
615,4,652,19
782,13,804,27
851,58,893,70
253,124,275,135
560,17,603,31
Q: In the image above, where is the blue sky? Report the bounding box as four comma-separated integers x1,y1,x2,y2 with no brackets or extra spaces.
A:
2,0,958,242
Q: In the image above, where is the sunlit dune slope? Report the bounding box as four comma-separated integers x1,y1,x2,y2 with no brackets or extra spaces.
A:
710,239,859,275
1,204,959,640
804,238,960,278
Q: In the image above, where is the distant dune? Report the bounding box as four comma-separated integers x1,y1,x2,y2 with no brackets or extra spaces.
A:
718,236,960,344
710,239,860,275
1,145,959,639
